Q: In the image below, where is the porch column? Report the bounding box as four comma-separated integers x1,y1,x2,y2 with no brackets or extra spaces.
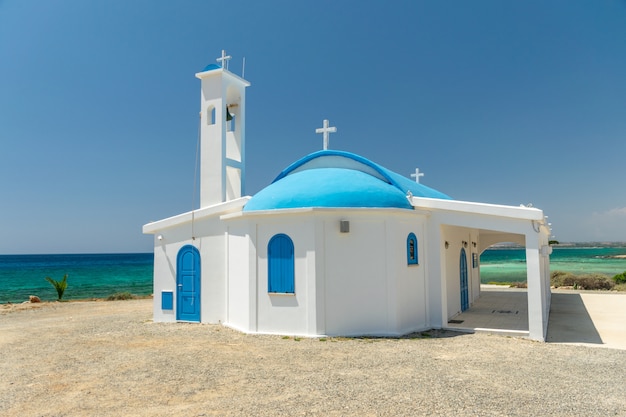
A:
526,235,547,341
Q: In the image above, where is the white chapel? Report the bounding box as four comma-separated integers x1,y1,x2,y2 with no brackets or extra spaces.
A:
143,51,553,341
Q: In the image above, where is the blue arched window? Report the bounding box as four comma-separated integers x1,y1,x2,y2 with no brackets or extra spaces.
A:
407,233,418,265
268,234,295,293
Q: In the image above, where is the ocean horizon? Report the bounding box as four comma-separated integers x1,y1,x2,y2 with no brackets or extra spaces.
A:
0,253,153,304
1,246,625,304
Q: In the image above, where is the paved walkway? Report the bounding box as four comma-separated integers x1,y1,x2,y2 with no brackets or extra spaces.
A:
446,286,626,350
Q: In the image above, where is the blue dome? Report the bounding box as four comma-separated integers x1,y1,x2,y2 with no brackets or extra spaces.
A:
200,63,221,72
243,150,451,212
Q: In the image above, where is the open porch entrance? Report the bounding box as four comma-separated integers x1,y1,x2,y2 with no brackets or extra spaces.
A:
440,228,550,341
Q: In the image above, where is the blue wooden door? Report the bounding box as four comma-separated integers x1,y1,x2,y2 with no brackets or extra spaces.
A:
460,248,469,312
177,245,201,322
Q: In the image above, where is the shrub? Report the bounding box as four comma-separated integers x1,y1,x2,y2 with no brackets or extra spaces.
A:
551,271,614,290
45,274,68,300
551,271,574,288
613,271,626,284
106,292,136,301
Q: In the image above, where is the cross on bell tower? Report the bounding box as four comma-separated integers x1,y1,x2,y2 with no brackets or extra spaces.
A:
216,49,232,69
315,119,337,150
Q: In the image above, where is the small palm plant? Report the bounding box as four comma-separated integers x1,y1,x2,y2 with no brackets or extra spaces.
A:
45,274,68,301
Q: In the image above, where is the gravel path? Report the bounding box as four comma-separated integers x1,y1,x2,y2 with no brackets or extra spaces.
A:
1,299,625,416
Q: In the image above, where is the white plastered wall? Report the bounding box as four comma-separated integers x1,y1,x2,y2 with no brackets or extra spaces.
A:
385,217,429,334
253,216,316,335
321,210,429,336
231,208,431,337
143,198,250,325
225,219,256,333
322,213,389,336
148,215,227,324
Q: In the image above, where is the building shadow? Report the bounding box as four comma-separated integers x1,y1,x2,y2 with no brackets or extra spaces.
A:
546,292,603,345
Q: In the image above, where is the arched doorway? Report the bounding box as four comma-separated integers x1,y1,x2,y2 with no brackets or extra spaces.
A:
176,245,201,322
460,248,469,312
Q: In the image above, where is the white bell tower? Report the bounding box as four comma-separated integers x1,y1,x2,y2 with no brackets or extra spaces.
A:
195,50,250,207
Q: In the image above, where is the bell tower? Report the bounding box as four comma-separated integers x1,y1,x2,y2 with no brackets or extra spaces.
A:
195,50,250,207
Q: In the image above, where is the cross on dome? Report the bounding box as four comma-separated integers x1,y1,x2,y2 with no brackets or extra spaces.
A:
411,168,425,183
315,119,337,150
216,49,232,69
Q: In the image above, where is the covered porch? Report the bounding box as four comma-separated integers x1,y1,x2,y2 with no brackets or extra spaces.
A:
413,197,552,341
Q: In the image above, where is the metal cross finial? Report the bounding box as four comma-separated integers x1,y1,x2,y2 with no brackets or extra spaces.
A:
411,168,425,183
315,119,337,150
216,49,232,69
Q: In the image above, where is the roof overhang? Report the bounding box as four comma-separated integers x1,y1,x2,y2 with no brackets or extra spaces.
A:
143,197,251,234
410,196,545,221
194,66,251,86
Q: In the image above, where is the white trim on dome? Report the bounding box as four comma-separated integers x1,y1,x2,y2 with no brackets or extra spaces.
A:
288,155,389,183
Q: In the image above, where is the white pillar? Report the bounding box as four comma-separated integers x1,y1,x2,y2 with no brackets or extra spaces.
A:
425,220,444,329
313,218,326,335
526,234,547,341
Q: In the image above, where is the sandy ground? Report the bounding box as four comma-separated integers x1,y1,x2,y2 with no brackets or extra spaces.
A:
1,299,625,416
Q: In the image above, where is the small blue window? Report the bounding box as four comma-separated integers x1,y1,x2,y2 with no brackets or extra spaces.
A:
268,233,295,293
407,233,418,265
161,291,173,310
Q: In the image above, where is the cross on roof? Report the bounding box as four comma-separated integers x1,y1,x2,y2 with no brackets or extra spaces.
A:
411,168,425,183
216,49,232,69
315,119,337,150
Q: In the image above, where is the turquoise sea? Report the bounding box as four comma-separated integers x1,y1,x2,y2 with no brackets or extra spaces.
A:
0,253,153,304
1,248,625,303
480,246,626,283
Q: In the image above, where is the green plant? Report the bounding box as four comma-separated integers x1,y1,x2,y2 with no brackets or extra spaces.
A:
45,274,68,300
613,271,626,284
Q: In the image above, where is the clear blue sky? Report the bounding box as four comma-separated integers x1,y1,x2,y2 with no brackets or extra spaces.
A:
1,1,625,254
